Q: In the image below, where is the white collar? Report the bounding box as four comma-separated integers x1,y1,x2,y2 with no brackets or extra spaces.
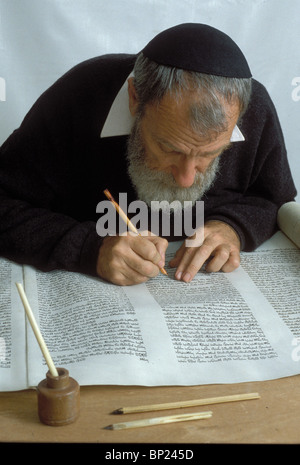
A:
100,73,245,142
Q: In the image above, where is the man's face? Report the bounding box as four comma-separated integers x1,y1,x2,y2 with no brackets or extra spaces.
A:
127,80,240,210
139,91,240,188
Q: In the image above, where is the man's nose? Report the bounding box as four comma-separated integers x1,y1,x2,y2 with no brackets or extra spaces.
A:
171,157,203,188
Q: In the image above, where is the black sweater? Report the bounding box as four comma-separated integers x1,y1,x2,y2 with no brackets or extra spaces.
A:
0,54,297,276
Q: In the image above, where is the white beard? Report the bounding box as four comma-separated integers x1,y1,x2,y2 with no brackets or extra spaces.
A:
127,119,220,214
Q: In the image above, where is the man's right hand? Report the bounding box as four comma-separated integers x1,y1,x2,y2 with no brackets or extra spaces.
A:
96,232,168,286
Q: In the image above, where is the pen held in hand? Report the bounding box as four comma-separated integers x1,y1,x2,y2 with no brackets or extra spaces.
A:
104,189,168,276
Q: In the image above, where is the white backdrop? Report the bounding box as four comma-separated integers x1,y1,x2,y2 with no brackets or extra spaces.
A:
0,0,299,200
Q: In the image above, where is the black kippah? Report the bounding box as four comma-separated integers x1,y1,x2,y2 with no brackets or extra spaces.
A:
142,23,252,78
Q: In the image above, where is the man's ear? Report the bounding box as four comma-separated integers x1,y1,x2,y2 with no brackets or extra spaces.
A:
128,77,139,116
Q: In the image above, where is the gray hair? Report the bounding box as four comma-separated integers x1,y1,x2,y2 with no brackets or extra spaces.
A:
133,53,252,137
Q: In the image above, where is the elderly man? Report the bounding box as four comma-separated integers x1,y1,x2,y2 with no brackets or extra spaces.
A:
0,23,296,285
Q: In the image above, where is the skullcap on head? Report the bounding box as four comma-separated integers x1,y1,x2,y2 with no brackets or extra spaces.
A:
142,23,252,78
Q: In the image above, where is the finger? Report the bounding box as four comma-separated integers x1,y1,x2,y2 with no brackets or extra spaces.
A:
116,262,155,285
221,249,240,272
105,267,150,286
104,248,160,285
205,245,231,272
168,243,186,267
175,242,215,282
132,235,166,268
144,235,169,267
97,235,159,285
97,250,150,286
170,229,204,268
123,247,161,278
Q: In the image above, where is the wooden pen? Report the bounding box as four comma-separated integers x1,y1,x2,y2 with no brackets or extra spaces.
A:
104,189,167,275
112,392,260,415
105,410,212,430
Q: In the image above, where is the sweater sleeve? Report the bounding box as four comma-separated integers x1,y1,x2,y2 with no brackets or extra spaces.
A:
0,130,104,276
0,59,112,276
0,55,136,275
204,80,297,251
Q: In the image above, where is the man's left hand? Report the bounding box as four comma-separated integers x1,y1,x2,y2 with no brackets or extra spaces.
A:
169,220,241,282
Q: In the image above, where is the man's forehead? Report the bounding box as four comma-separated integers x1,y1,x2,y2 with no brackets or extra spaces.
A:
152,128,234,158
100,73,245,142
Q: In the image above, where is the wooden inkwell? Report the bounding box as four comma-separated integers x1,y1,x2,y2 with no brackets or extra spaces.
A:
16,283,80,426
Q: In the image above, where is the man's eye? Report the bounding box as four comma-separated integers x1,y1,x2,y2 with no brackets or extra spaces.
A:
200,151,221,159
160,145,181,155
159,144,174,154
